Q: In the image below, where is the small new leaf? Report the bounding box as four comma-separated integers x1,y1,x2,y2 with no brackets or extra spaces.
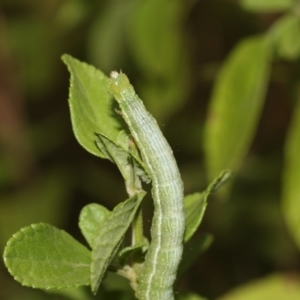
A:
3,223,91,289
184,170,231,242
91,191,146,294
79,203,110,248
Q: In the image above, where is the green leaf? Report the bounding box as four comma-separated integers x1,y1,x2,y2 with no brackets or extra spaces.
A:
126,0,189,121
91,191,146,294
184,171,231,242
79,203,110,248
179,233,213,276
103,272,134,292
127,0,184,78
270,14,300,60
184,193,206,243
117,238,149,263
282,96,300,250
204,36,271,181
101,290,135,300
46,287,92,300
95,132,150,192
87,0,129,73
62,55,150,192
240,0,295,12
178,293,208,300
3,223,91,289
61,54,125,159
217,273,300,300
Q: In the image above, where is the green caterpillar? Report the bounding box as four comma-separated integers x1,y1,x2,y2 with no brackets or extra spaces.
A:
110,71,185,300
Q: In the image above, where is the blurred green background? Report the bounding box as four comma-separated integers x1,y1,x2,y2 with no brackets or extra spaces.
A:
1,0,300,299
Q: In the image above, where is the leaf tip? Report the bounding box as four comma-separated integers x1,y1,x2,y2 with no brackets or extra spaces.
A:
61,53,71,64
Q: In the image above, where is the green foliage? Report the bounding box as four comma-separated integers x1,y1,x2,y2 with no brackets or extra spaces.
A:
204,36,271,181
128,0,184,77
282,95,300,250
3,223,91,289
184,170,231,242
0,168,71,250
240,0,296,12
62,54,149,194
269,14,300,60
79,203,110,248
95,133,149,194
46,287,92,300
2,1,300,300
217,273,300,300
87,0,129,73
61,54,122,159
3,55,229,299
178,293,208,300
91,192,145,294
2,189,147,295
127,0,189,121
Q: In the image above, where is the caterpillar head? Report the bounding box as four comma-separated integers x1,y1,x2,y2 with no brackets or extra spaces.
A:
110,71,130,95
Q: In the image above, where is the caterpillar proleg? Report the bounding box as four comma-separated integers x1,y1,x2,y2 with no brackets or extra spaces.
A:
110,71,185,300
